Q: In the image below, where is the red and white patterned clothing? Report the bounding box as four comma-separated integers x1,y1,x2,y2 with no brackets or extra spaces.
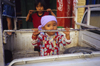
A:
31,32,72,56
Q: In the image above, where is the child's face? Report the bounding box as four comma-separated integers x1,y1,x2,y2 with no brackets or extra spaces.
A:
42,21,57,36
36,2,44,13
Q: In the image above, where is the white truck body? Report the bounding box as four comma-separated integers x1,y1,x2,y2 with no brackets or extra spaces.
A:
9,52,100,66
0,0,100,65
7,6,100,66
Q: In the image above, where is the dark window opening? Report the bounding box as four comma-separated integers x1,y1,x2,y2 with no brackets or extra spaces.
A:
81,11,100,35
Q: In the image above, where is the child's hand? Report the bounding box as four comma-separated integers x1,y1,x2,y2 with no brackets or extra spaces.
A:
46,8,56,17
46,8,52,12
28,10,34,15
63,28,70,35
63,28,70,40
32,28,40,37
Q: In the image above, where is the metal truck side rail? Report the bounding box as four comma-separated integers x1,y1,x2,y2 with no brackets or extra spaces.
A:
8,52,100,66
16,16,75,19
3,28,100,33
76,4,100,8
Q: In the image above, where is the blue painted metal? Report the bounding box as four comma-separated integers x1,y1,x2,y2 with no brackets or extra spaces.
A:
92,0,96,4
86,0,96,5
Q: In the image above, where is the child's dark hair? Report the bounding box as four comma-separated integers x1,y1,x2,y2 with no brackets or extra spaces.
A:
35,0,46,10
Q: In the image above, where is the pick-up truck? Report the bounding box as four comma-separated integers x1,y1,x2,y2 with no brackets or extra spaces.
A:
4,5,100,66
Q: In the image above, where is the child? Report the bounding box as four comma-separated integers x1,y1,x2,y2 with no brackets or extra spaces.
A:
26,0,55,28
26,0,55,56
31,15,72,56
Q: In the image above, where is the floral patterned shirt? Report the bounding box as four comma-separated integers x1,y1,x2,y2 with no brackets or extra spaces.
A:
31,32,72,56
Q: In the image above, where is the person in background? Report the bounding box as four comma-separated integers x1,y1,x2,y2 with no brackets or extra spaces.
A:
31,15,72,56
26,0,55,28
2,0,15,35
26,0,56,56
